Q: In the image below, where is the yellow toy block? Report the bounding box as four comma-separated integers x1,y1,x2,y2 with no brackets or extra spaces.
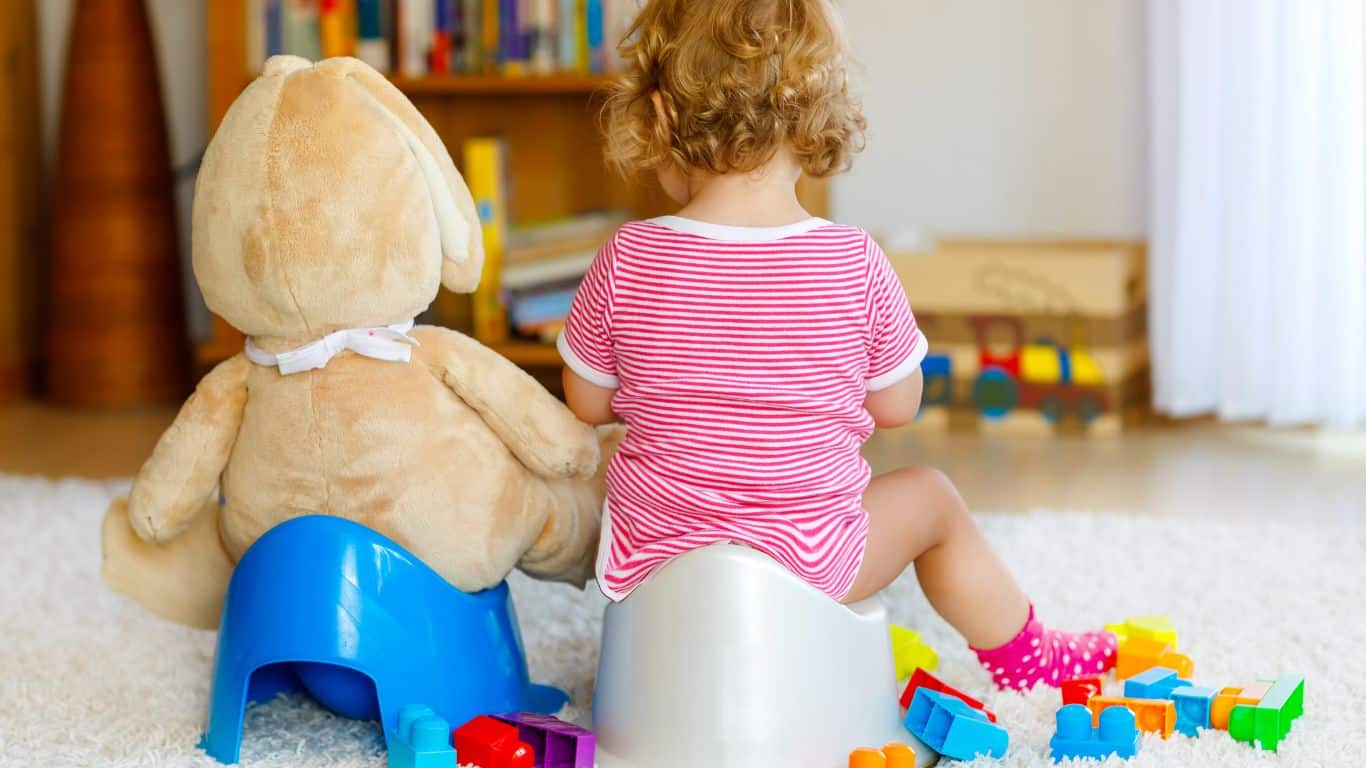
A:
1105,615,1178,647
890,625,939,679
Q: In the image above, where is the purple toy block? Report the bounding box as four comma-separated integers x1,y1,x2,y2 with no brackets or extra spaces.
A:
492,712,595,768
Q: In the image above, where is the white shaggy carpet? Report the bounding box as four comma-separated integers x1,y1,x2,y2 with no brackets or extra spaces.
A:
1,475,1363,767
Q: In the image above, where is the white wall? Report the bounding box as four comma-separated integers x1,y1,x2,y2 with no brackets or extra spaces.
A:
835,0,1148,241
39,0,208,338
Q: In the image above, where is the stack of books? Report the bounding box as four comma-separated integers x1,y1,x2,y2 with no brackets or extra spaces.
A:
460,137,623,345
246,0,637,77
504,211,624,341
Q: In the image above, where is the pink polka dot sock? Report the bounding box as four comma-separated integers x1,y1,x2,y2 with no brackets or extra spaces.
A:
970,604,1118,691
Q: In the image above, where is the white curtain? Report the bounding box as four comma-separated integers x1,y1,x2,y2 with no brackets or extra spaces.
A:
1149,0,1366,427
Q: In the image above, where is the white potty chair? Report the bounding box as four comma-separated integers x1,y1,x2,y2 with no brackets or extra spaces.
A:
592,544,937,768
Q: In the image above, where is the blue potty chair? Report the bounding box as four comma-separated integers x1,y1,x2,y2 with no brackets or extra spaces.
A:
201,515,567,764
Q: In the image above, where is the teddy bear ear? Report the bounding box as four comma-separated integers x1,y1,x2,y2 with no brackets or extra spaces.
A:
321,57,486,293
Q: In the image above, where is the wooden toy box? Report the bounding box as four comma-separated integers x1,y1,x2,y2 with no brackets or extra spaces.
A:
888,239,1150,435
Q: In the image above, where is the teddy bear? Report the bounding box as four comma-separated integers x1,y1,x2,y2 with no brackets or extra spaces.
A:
100,55,614,630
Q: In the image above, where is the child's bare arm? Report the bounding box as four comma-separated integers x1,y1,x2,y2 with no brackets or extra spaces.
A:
563,368,619,425
864,368,924,428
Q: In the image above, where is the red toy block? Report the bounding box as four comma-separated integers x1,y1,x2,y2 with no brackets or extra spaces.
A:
898,668,997,723
453,715,536,768
1061,676,1103,706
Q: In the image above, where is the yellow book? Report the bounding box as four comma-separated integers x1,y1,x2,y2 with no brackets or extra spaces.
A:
575,0,589,73
463,138,509,343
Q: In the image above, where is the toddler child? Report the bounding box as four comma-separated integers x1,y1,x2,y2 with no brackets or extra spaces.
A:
557,0,1115,691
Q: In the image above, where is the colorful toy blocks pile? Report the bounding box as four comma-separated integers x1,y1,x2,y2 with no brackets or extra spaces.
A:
387,706,596,768
1044,616,1306,756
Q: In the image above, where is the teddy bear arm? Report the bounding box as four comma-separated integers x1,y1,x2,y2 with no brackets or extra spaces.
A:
418,327,600,480
127,354,252,543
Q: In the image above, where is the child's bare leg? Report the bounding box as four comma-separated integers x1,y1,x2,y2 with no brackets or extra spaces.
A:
845,467,1117,689
844,467,1028,648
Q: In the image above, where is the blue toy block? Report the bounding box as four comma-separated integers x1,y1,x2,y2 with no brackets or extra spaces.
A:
1124,666,1186,700
1169,685,1218,737
388,705,456,768
905,688,1009,760
1049,704,1141,761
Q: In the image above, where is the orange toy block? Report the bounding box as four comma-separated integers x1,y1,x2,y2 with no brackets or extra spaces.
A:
1115,637,1194,680
848,744,915,768
1210,682,1272,730
1087,696,1177,738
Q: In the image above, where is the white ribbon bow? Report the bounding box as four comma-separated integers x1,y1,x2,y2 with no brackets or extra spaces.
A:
243,319,421,375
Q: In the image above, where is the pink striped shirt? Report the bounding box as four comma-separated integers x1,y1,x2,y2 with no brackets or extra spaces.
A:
557,216,927,601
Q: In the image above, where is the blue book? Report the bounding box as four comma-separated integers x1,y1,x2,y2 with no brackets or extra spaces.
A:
509,289,578,327
266,0,284,56
500,0,524,70
586,0,603,72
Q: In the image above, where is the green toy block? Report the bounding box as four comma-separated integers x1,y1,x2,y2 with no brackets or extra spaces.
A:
1228,675,1305,751
890,624,939,678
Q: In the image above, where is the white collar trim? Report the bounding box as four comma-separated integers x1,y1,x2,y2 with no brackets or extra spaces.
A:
646,216,830,242
244,319,421,375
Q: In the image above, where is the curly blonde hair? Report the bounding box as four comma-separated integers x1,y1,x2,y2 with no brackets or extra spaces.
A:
602,0,866,179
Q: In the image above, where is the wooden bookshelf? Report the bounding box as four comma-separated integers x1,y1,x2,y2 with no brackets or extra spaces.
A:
0,0,41,402
202,0,828,371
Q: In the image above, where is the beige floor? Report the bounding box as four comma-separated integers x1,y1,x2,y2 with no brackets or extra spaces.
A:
1,400,1363,521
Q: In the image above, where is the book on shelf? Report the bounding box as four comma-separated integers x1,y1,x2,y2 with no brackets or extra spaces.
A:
247,0,636,76
463,137,510,342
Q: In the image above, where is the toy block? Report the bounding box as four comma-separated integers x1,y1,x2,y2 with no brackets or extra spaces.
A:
1228,675,1305,751
890,624,939,678
1061,676,1103,706
1087,696,1176,738
880,743,916,768
1105,615,1177,646
849,747,886,768
388,704,456,768
904,688,1009,761
898,667,997,722
1049,704,1141,761
1210,682,1272,730
848,744,915,768
1169,685,1217,737
453,715,535,768
1124,667,1186,700
491,713,594,768
1115,637,1193,680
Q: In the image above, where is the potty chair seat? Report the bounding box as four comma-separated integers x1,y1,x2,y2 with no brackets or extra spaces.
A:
201,515,566,764
592,544,937,767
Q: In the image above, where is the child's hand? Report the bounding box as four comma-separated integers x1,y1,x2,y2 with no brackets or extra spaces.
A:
865,368,923,428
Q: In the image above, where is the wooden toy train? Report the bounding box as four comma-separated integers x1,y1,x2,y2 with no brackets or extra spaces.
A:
920,316,1110,424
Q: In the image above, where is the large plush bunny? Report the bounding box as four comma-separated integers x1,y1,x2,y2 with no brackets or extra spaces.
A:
101,56,612,629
